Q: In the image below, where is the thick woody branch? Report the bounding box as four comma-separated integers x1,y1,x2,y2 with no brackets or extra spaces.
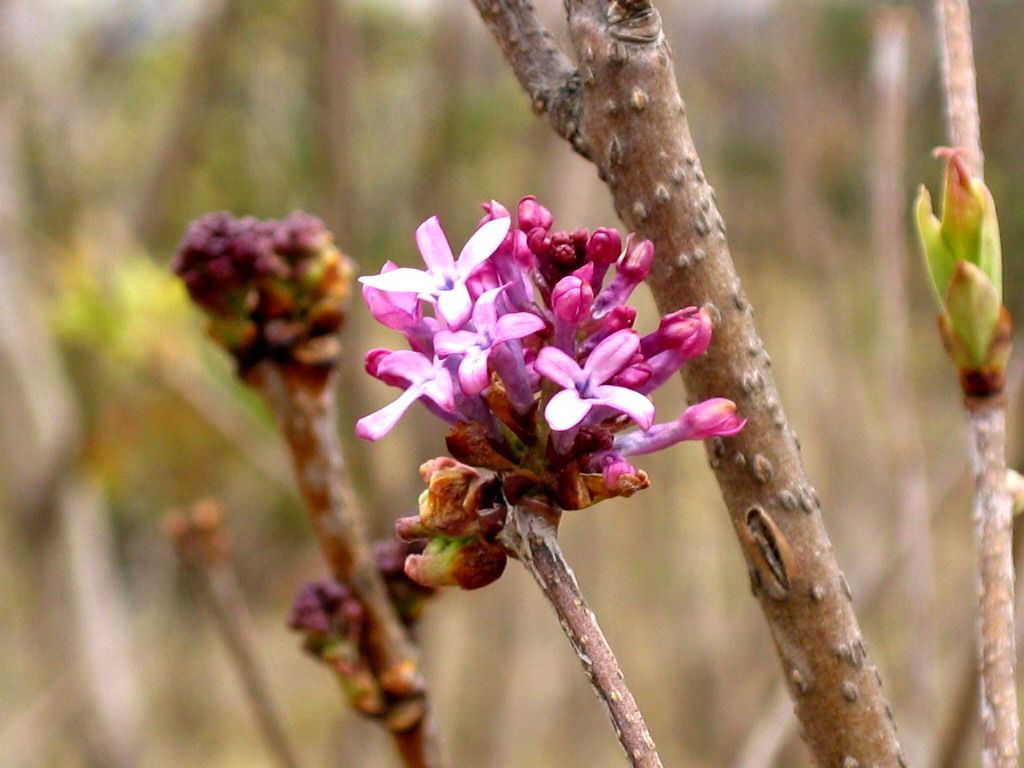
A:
246,361,447,768
498,499,664,768
474,1,906,765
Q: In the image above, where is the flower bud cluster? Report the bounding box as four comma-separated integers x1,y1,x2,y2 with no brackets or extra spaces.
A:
173,211,354,368
358,197,746,589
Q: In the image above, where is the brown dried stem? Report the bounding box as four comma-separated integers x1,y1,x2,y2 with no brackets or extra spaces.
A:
499,498,663,768
471,0,905,765
246,360,447,768
167,500,303,768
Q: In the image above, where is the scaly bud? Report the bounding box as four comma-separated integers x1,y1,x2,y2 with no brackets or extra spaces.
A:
915,148,1010,396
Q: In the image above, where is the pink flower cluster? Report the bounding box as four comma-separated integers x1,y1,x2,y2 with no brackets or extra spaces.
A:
357,197,744,508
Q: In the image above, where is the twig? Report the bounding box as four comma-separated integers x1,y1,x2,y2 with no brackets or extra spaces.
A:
471,1,905,765
933,2,1018,766
966,402,1018,768
167,500,304,768
934,0,983,175
935,515,1024,768
246,360,447,768
499,498,663,768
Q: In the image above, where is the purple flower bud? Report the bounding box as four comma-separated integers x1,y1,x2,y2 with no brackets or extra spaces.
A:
587,228,622,266
618,239,654,281
480,199,511,223
526,227,551,256
551,272,595,323
287,580,357,639
599,454,638,488
611,362,652,390
272,211,330,263
611,398,746,457
641,307,712,358
517,196,553,232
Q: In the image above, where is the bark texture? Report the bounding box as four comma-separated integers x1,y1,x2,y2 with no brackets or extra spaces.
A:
472,1,906,765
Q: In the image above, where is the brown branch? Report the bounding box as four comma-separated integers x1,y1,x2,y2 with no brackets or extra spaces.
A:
499,498,664,768
934,0,983,175
472,1,906,765
167,501,304,768
246,361,447,768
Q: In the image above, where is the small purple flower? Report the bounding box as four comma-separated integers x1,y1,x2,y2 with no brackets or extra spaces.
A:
359,216,511,329
434,285,546,395
356,350,456,440
611,398,746,457
358,196,745,519
535,329,655,433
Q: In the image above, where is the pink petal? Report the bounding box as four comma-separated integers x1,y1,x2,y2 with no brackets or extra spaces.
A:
420,367,456,412
545,389,592,431
456,217,511,277
415,217,455,270
534,346,584,390
492,312,546,344
591,384,656,430
458,350,492,394
471,285,507,330
433,329,478,357
437,283,474,329
584,329,640,384
376,349,434,382
359,268,438,294
356,389,421,440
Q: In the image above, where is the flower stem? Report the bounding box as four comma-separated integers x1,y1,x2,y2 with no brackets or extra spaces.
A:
246,360,448,768
968,400,1019,768
499,498,663,768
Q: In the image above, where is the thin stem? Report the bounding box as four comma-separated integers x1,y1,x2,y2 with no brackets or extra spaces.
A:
246,360,448,768
934,517,1024,768
968,403,1018,768
499,498,663,768
168,501,303,768
933,2,1018,764
935,0,983,175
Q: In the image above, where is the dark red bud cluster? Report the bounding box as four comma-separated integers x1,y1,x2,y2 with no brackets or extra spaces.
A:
173,211,354,368
287,579,362,643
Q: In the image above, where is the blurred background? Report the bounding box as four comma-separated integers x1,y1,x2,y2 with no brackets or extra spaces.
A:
2,0,1023,766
